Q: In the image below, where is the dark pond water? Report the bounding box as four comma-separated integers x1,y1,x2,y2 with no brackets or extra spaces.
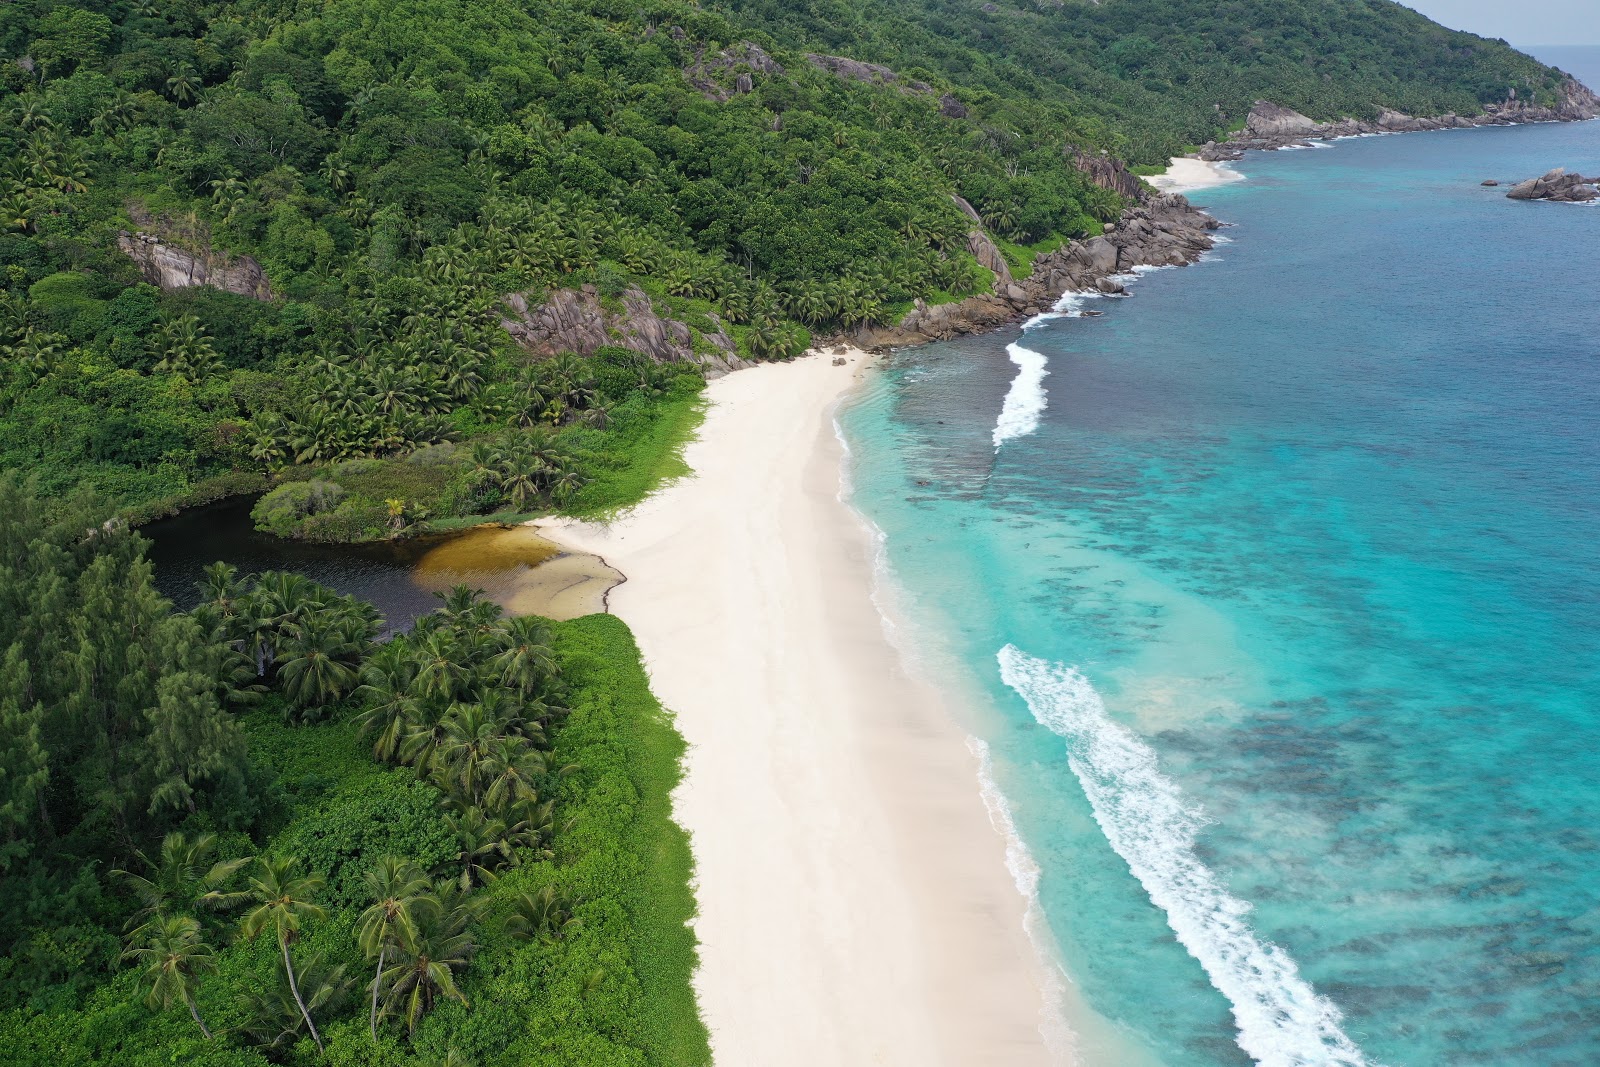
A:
142,495,464,629
140,495,611,630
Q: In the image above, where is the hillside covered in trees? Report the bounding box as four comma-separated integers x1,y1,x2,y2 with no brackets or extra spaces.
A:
0,0,1582,526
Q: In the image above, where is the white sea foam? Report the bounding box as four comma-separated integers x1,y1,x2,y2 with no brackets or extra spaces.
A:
996,645,1385,1067
992,338,1050,449
968,736,1078,1060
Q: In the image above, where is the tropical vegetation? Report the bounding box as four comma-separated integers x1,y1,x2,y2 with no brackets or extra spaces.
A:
0,475,705,1065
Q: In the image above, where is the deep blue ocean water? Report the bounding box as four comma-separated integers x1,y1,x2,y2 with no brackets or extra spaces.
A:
840,61,1600,1067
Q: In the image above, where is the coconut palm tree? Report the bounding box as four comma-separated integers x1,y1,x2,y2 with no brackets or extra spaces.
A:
501,884,580,945
411,630,472,704
241,856,328,1054
480,738,547,816
164,66,201,104
435,704,510,806
278,619,365,710
238,950,354,1051
112,831,251,940
489,616,558,695
123,915,218,1039
442,806,515,890
356,857,437,1041
380,882,482,1033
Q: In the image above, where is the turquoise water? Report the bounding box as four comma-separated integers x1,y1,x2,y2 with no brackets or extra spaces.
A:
839,96,1600,1066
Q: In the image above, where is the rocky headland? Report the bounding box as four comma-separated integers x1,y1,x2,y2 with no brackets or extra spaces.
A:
856,165,1220,348
1195,80,1600,161
1504,168,1599,203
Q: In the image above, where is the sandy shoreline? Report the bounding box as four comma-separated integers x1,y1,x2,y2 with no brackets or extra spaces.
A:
1148,156,1246,194
540,349,1064,1065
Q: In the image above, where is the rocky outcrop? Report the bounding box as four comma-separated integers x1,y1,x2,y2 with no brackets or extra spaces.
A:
685,42,786,101
1243,100,1320,139
117,231,273,300
1067,146,1148,203
500,285,750,377
1504,168,1600,202
805,53,934,96
1196,80,1600,161
949,195,1014,288
855,193,1220,347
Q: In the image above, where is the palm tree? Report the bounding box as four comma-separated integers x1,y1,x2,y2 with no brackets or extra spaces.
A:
356,857,437,1041
480,739,547,816
380,882,482,1033
241,856,328,1054
122,915,217,1039
112,831,250,939
411,630,471,704
238,950,354,1052
435,704,510,806
278,619,364,710
442,806,515,889
354,658,419,763
164,66,201,104
501,884,580,945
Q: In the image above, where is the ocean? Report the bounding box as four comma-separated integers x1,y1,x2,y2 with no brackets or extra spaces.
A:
839,54,1600,1067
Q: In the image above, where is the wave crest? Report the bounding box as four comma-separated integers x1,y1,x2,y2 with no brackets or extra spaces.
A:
992,340,1049,449
996,645,1384,1067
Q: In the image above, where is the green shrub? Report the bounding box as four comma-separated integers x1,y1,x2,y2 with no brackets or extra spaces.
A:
251,479,345,536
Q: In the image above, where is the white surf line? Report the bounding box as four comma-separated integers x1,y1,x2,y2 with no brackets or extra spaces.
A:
992,338,1050,450
969,736,1078,1061
991,291,1100,451
997,645,1385,1067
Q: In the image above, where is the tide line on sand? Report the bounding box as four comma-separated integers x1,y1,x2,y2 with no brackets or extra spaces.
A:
1148,156,1247,195
540,350,1070,1066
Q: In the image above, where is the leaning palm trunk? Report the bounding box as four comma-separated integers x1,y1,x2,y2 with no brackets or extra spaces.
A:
281,936,325,1053
369,945,384,1040
185,991,213,1039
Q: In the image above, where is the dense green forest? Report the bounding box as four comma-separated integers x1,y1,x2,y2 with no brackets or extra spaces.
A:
0,0,1571,524
722,0,1574,161
0,475,704,1065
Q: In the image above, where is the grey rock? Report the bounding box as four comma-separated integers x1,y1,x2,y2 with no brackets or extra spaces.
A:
939,93,968,119
117,231,273,300
1505,167,1599,202
805,53,938,99
854,194,1220,348
968,228,1014,286
500,285,750,377
1244,100,1319,138
1200,79,1600,160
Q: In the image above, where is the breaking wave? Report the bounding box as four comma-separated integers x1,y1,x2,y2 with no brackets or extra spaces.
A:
996,645,1384,1067
992,339,1049,449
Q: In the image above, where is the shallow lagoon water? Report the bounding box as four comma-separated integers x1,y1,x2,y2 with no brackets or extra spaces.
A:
841,112,1600,1065
143,497,617,628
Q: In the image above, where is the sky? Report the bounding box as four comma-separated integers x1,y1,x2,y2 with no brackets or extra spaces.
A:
1402,0,1599,46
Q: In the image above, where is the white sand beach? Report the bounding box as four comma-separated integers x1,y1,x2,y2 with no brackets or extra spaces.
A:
1148,156,1246,194
540,350,1063,1066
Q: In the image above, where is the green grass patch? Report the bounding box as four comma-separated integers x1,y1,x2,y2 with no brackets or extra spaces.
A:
560,390,705,521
